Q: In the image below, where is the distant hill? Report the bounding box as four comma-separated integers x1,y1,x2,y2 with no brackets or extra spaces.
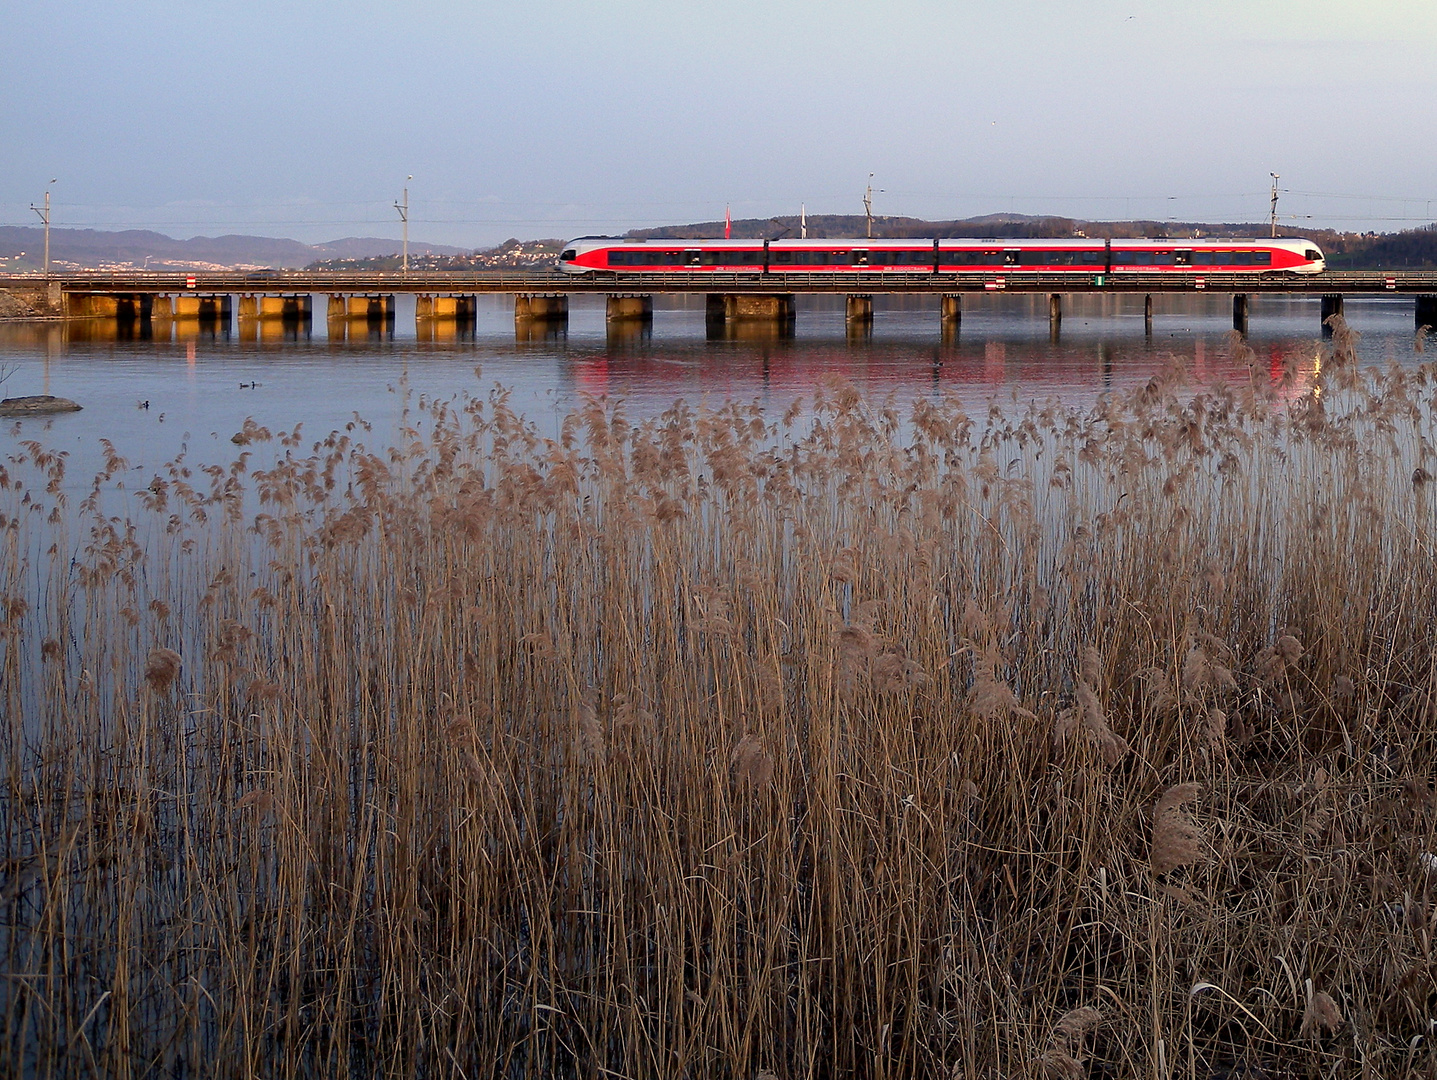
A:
0,226,467,272
630,215,1437,270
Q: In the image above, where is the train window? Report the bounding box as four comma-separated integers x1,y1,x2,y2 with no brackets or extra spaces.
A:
1252,251,1272,265
940,250,999,265
607,251,627,266
561,249,577,262
1193,251,1216,265
1231,252,1252,266
1174,250,1192,266
701,251,722,266
1004,251,1021,266
771,250,792,265
1081,251,1101,264
852,250,869,266
1305,249,1321,261
685,250,701,266
1153,252,1174,265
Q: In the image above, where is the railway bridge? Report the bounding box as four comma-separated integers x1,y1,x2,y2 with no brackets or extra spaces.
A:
6,270,1437,339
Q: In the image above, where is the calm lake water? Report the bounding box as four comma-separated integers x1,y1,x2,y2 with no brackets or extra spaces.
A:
0,292,1427,479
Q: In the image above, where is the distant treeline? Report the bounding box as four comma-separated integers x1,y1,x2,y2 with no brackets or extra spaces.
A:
629,215,1437,270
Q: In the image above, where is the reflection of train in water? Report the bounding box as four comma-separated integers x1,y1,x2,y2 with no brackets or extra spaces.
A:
559,237,1327,275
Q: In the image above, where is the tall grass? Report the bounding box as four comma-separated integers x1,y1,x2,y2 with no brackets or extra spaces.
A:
3,321,1437,1078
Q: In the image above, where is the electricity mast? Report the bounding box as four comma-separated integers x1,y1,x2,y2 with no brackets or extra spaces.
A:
395,176,412,275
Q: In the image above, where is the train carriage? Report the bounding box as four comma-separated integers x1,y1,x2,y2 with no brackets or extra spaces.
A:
558,236,1326,275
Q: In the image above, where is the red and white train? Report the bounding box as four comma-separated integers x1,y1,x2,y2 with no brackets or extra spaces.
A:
558,236,1326,275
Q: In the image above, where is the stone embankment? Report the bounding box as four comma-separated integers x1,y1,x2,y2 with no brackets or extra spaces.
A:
0,286,61,319
0,291,38,318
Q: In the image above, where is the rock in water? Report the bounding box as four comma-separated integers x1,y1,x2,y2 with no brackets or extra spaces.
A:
0,395,83,416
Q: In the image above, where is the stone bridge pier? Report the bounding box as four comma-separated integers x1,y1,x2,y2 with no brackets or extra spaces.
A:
416,295,478,340
1320,294,1344,337
1416,295,1437,334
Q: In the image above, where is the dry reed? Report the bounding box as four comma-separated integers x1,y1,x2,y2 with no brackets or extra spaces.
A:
2,321,1437,1077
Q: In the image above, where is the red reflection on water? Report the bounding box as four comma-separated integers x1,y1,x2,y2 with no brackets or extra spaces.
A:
573,356,609,396
559,337,1320,411
983,341,1006,385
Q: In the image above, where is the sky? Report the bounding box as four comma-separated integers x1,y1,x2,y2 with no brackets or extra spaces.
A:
3,0,1436,248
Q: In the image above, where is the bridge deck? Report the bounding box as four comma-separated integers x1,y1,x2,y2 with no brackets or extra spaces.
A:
7,270,1437,296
